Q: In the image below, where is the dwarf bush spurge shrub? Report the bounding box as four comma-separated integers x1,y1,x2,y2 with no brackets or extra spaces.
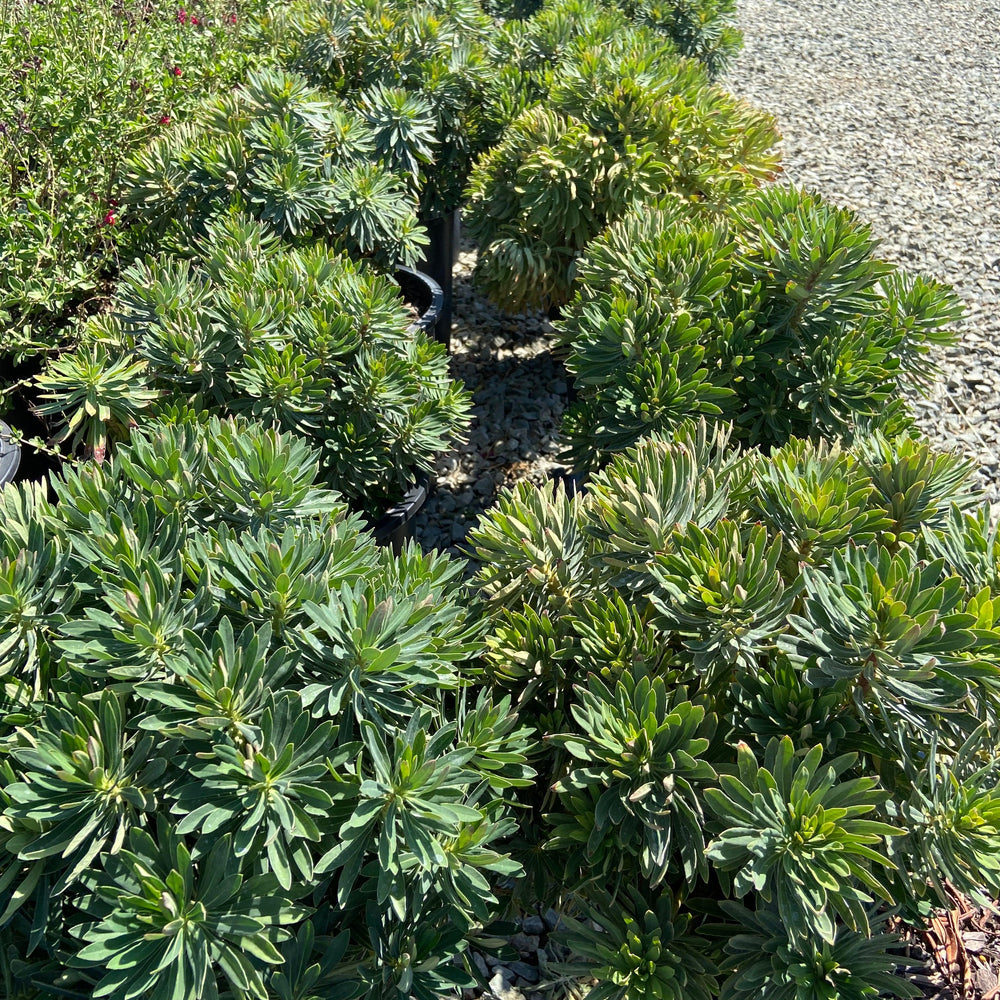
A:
612,0,742,75
0,414,529,999
467,422,1000,997
31,216,470,508
124,67,427,269
485,0,741,78
559,186,962,468
465,20,779,311
268,0,494,219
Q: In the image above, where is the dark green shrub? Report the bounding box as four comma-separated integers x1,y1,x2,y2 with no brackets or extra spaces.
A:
466,423,1000,997
613,0,742,76
124,66,426,270
0,414,528,999
486,0,741,78
559,187,962,469
31,215,470,509
264,0,494,218
0,0,262,359
464,22,779,312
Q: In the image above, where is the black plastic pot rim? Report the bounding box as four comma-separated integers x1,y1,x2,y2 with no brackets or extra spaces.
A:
372,471,432,549
0,419,21,487
395,266,445,336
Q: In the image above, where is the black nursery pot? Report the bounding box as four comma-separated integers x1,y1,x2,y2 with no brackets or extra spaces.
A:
2,351,63,486
0,419,21,487
394,266,445,343
372,473,432,554
415,208,460,349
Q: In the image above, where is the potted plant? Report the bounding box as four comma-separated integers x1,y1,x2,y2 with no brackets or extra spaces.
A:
30,214,471,525
464,16,780,314
267,0,497,345
465,421,1000,997
0,412,529,998
0,418,19,485
557,186,963,471
123,66,428,273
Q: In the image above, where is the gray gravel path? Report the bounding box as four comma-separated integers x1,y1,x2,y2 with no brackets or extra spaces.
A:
724,0,1000,502
412,247,571,558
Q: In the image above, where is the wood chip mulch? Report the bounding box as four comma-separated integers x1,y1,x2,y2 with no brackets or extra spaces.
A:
896,886,1000,1000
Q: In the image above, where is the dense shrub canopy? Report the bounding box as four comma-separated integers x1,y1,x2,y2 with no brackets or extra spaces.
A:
464,16,779,312
264,0,495,218
31,215,470,508
0,0,262,352
124,67,426,270
557,187,962,468
467,423,1000,999
2,2,994,998
0,415,528,1000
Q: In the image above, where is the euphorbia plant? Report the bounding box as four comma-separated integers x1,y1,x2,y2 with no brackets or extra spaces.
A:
124,66,427,270
466,422,1000,998
266,0,494,219
558,186,962,469
31,215,470,510
465,17,779,312
0,413,529,1000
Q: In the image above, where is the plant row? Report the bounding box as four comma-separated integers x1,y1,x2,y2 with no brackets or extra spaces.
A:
4,0,763,514
0,2,989,1000
3,417,1000,1000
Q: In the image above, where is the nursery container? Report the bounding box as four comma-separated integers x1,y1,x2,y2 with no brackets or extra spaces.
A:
372,472,432,553
416,209,460,348
395,266,445,342
0,419,20,486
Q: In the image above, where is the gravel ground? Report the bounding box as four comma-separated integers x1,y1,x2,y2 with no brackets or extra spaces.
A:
725,0,1000,506
411,248,573,558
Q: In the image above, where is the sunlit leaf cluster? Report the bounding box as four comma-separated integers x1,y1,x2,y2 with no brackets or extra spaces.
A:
32,215,470,509
559,186,962,467
0,414,528,1000
467,422,1000,998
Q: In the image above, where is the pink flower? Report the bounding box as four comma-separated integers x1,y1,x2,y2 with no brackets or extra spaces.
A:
176,7,187,23
190,15,199,25
159,114,171,125
102,211,116,227
172,66,182,77
229,13,237,23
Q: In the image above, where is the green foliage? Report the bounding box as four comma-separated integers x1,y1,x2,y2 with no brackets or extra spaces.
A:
886,726,1000,911
264,0,494,217
465,13,779,312
611,0,743,76
124,67,426,269
32,215,470,508
561,887,719,1000
0,413,527,999
718,905,921,1000
705,739,899,944
467,426,1000,997
0,0,260,358
486,0,741,85
559,187,962,466
71,824,304,1000
549,672,717,886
